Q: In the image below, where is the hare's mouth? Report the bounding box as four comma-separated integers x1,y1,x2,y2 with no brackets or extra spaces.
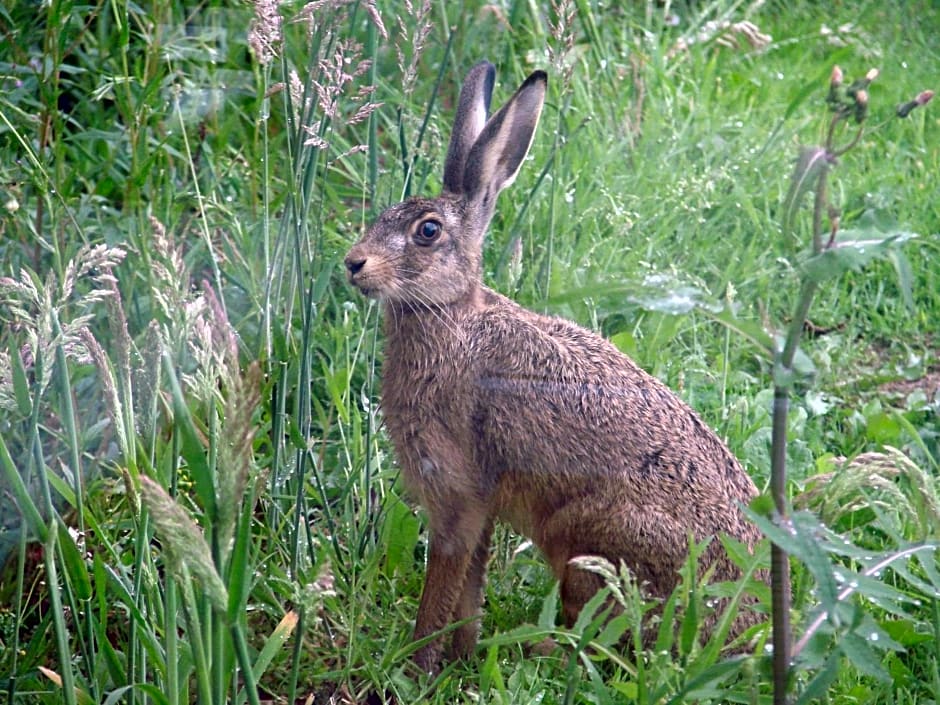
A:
348,275,388,300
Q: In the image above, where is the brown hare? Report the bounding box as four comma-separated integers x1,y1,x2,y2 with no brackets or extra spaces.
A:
344,61,763,673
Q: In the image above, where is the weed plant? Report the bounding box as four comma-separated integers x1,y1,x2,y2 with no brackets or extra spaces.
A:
0,1,938,703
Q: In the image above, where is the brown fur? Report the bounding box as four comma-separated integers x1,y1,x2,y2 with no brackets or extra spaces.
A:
345,62,763,673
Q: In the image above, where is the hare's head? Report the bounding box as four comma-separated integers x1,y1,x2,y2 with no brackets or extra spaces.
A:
345,62,547,308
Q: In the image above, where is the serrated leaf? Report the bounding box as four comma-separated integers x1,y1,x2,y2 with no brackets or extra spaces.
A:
800,229,919,284
745,510,841,611
796,652,841,705
839,632,890,681
791,512,842,613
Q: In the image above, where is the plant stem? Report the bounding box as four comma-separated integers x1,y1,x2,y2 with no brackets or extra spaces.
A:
770,391,792,705
771,151,830,705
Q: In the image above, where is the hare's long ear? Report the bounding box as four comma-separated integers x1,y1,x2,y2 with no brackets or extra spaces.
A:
443,61,497,194
461,70,547,221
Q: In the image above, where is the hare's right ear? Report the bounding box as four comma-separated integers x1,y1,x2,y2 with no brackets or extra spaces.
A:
443,61,497,194
460,70,547,217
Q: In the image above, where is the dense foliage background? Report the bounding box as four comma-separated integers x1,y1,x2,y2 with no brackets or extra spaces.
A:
0,0,937,703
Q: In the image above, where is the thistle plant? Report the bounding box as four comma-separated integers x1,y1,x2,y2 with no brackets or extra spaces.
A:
745,67,936,705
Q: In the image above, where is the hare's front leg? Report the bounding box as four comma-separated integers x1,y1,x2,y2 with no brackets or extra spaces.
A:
413,507,490,673
448,517,495,661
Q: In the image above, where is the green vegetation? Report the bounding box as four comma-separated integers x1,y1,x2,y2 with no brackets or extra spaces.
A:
0,1,937,703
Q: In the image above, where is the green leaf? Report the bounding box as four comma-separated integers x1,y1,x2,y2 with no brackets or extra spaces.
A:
102,684,170,705
839,631,890,682
479,643,505,697
57,521,92,602
800,229,919,284
9,339,31,416
783,146,829,239
887,249,916,310
161,350,216,522
251,611,298,682
746,510,841,613
796,651,841,705
702,307,775,361
226,483,256,620
0,433,48,542
664,658,748,705
381,494,420,577
679,579,700,657
579,651,615,705
655,587,680,653
538,581,560,630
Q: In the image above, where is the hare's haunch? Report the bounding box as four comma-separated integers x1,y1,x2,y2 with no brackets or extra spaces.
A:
345,61,763,673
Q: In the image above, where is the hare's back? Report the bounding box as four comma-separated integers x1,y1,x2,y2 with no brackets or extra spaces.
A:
469,292,756,506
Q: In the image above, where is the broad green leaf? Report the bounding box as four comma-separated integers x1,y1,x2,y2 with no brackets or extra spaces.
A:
479,643,505,697
477,623,554,648
548,274,720,315
226,481,257,619
381,494,420,577
579,652,615,705
800,228,919,284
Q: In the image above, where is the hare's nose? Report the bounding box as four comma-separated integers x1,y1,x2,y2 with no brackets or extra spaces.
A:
345,254,366,275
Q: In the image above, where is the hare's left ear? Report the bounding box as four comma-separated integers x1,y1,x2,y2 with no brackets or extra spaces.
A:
461,70,547,218
443,61,497,194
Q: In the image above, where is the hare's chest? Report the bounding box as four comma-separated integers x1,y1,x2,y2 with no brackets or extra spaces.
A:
380,355,476,477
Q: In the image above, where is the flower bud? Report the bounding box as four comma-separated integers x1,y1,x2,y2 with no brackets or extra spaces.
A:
830,65,843,87
897,89,935,118
854,89,869,123
865,68,879,83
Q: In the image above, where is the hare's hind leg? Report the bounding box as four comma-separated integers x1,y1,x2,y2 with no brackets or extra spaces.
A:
448,517,495,661
413,505,491,673
559,561,606,627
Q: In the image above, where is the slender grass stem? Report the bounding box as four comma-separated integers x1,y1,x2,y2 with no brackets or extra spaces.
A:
44,527,78,705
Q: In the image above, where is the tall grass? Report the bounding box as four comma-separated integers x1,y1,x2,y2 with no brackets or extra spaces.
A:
1,0,938,703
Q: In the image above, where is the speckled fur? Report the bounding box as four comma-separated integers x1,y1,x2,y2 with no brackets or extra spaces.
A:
345,62,764,673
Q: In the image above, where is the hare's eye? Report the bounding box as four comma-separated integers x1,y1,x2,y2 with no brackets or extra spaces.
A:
414,219,442,245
